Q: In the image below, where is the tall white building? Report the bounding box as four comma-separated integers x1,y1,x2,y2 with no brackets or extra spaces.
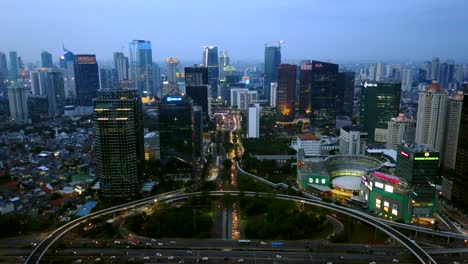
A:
270,82,277,107
376,63,384,81
339,126,367,155
230,88,258,110
386,113,416,150
166,57,179,84
248,103,260,138
291,133,321,156
8,81,30,124
113,52,129,81
415,81,447,152
443,91,464,169
401,69,412,91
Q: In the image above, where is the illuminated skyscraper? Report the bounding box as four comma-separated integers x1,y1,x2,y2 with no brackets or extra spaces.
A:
415,81,447,152
360,81,401,143
30,68,65,117
93,88,144,199
336,71,355,119
276,64,296,123
75,55,99,107
166,57,179,84
60,48,76,99
203,46,219,97
41,51,53,68
185,66,209,122
299,61,338,135
129,40,154,96
219,51,230,81
264,44,281,104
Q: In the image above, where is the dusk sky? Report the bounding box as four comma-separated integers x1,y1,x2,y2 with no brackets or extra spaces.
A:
2,0,468,63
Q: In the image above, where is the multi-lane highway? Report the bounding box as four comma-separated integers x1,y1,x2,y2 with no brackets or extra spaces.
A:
27,190,439,264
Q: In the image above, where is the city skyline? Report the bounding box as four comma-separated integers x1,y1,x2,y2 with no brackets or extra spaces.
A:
1,0,468,63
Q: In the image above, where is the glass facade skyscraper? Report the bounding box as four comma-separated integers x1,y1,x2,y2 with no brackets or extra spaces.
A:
276,64,296,123
41,51,53,68
93,88,144,200
75,55,100,106
452,93,468,207
113,52,129,81
264,45,281,104
185,66,209,123
60,49,76,99
337,71,355,119
0,52,7,80
129,40,154,96
203,46,219,97
299,61,338,135
9,51,19,79
360,81,401,142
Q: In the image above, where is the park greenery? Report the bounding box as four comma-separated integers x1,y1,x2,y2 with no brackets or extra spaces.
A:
0,214,52,237
126,193,213,238
242,137,295,155
239,195,330,240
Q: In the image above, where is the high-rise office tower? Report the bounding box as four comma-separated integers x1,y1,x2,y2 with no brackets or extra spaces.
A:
442,91,464,169
299,61,339,135
7,81,30,124
60,48,76,99
152,63,161,97
276,64,296,123
9,51,19,79
430,57,440,81
219,51,230,81
397,144,438,218
41,51,53,68
386,113,416,150
113,52,129,81
360,81,401,143
99,68,118,89
203,46,219,97
248,103,260,138
454,64,464,84
270,82,277,107
30,68,65,117
264,44,281,104
336,71,355,119
447,60,455,86
401,69,412,91
159,95,198,171
166,58,179,84
93,88,144,199
129,40,154,96
75,55,99,107
415,81,447,152
368,65,376,81
420,61,431,82
0,52,7,80
452,93,468,207
185,66,209,123
439,62,449,89
376,63,384,81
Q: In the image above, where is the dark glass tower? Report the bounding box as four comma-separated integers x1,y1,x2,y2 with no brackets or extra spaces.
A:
9,51,19,79
276,64,296,122
264,45,281,104
129,40,154,96
0,52,8,86
359,81,401,142
185,66,209,123
203,46,219,97
159,95,199,176
299,61,338,134
452,93,468,207
41,51,53,68
93,89,144,200
75,55,99,106
397,144,439,219
99,68,119,89
337,71,355,118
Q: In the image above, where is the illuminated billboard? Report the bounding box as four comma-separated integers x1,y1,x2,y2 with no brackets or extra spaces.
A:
76,55,96,64
166,97,182,102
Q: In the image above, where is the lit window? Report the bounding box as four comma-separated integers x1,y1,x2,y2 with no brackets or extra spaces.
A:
321,179,326,184
392,204,398,216
315,178,319,184
375,199,381,209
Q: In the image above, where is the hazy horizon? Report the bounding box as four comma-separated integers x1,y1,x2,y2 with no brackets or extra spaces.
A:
2,0,468,63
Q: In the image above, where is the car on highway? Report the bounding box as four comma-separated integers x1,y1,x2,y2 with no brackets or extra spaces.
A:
168,256,175,260
202,257,209,261
178,260,185,264
158,242,163,246
155,253,162,257
237,259,244,262
392,259,399,263
275,255,282,259
143,256,150,260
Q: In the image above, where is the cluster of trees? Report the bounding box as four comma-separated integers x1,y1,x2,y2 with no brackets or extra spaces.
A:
0,214,52,237
126,193,213,238
240,195,329,240
242,137,295,155
242,153,295,184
